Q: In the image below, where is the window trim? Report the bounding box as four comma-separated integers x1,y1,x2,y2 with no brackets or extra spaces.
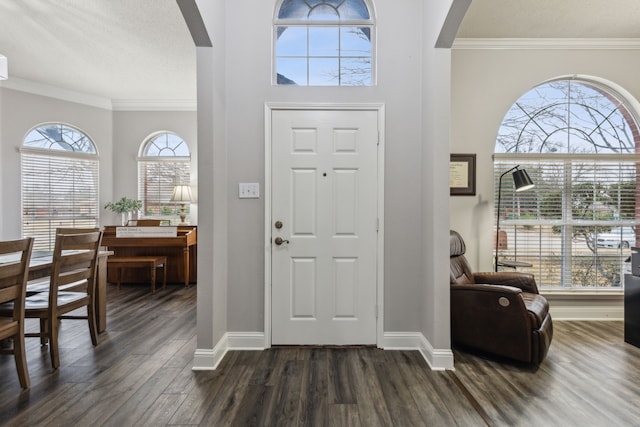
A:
21,124,99,251
494,78,640,291
137,132,192,221
273,0,377,86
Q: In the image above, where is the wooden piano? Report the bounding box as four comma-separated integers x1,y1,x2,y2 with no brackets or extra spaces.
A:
102,225,197,287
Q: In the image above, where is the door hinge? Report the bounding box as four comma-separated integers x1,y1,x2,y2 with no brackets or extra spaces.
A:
376,218,379,232
375,304,379,319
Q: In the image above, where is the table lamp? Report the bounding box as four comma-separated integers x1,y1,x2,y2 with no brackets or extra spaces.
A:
170,185,192,225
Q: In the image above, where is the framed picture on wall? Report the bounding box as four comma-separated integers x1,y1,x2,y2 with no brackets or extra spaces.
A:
450,154,476,196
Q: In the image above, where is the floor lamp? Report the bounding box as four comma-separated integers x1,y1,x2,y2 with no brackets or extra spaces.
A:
495,166,535,272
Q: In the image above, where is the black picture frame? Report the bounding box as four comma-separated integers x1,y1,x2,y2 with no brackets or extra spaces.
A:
450,154,476,196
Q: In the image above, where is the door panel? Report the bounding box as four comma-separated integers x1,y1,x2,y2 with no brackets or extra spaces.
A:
271,109,378,345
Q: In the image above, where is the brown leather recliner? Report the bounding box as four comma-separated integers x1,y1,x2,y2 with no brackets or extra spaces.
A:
450,230,553,364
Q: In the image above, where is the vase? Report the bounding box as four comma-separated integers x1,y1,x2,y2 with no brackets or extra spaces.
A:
121,212,127,226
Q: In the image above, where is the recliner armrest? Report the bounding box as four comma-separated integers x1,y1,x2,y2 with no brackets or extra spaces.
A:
472,271,539,294
450,283,535,362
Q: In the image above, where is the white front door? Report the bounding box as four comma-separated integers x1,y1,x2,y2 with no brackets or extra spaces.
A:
271,109,379,345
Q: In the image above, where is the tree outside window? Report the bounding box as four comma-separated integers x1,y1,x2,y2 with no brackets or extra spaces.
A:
138,132,191,221
495,79,640,289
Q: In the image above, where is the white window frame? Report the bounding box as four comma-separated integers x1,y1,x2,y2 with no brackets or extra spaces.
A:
137,132,191,222
273,0,376,86
21,124,99,251
494,78,640,291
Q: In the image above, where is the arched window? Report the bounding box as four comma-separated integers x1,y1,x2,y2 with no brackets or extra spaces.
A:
494,78,640,290
274,0,375,86
21,123,99,251
138,132,191,220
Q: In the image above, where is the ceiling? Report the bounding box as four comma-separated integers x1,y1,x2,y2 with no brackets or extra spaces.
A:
0,0,196,105
458,0,640,39
0,0,639,106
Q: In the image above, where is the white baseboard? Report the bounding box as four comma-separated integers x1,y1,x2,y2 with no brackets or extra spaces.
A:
227,332,267,350
194,331,454,371
550,306,624,321
192,332,266,371
383,332,454,370
545,293,623,321
192,334,228,371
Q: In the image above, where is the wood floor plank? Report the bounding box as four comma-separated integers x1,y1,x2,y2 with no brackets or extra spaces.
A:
168,351,238,425
390,350,484,426
136,392,189,427
264,358,305,426
374,352,426,426
100,366,183,427
198,351,257,426
327,403,362,427
3,284,640,427
347,348,394,427
298,348,329,427
327,348,357,405
229,384,275,427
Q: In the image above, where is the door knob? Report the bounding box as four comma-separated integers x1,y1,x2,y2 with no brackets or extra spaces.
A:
274,237,290,246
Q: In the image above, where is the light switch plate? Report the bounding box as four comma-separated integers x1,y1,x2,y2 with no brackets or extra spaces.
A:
239,182,260,199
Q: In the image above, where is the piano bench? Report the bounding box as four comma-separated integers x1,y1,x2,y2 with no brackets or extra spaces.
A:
107,256,167,293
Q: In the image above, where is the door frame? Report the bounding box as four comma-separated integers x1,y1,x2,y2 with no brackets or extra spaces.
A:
264,102,385,348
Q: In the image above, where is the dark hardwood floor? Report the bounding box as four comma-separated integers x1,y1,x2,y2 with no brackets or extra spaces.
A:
1,283,640,426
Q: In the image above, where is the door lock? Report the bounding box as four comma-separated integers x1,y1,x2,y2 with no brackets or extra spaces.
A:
274,237,290,246
275,220,283,229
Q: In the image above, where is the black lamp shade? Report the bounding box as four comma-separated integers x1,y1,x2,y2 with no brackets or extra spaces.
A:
512,169,535,192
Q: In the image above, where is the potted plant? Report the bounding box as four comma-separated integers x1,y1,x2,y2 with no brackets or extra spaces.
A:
104,197,143,225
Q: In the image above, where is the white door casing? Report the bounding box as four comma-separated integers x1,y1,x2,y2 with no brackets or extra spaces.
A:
268,106,382,345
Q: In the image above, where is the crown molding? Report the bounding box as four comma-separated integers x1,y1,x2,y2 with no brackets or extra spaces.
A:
452,38,640,50
0,77,112,109
0,77,196,112
111,99,197,111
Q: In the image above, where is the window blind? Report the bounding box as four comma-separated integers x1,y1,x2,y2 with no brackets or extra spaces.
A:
22,150,99,251
495,155,640,289
137,160,190,217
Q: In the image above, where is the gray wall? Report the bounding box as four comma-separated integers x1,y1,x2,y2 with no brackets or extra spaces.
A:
193,0,457,356
112,110,198,225
450,47,640,271
221,0,430,334
450,46,640,318
0,88,113,238
0,87,197,237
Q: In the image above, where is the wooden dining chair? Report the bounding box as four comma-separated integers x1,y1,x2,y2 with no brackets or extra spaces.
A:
24,228,103,297
24,231,102,369
55,227,100,234
0,237,34,388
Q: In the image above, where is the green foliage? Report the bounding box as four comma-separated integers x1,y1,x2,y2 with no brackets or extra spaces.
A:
104,197,142,214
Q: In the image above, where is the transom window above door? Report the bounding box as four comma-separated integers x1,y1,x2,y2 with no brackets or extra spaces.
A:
274,0,375,86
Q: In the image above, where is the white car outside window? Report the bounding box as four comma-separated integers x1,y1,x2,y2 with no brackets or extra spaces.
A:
596,227,636,249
